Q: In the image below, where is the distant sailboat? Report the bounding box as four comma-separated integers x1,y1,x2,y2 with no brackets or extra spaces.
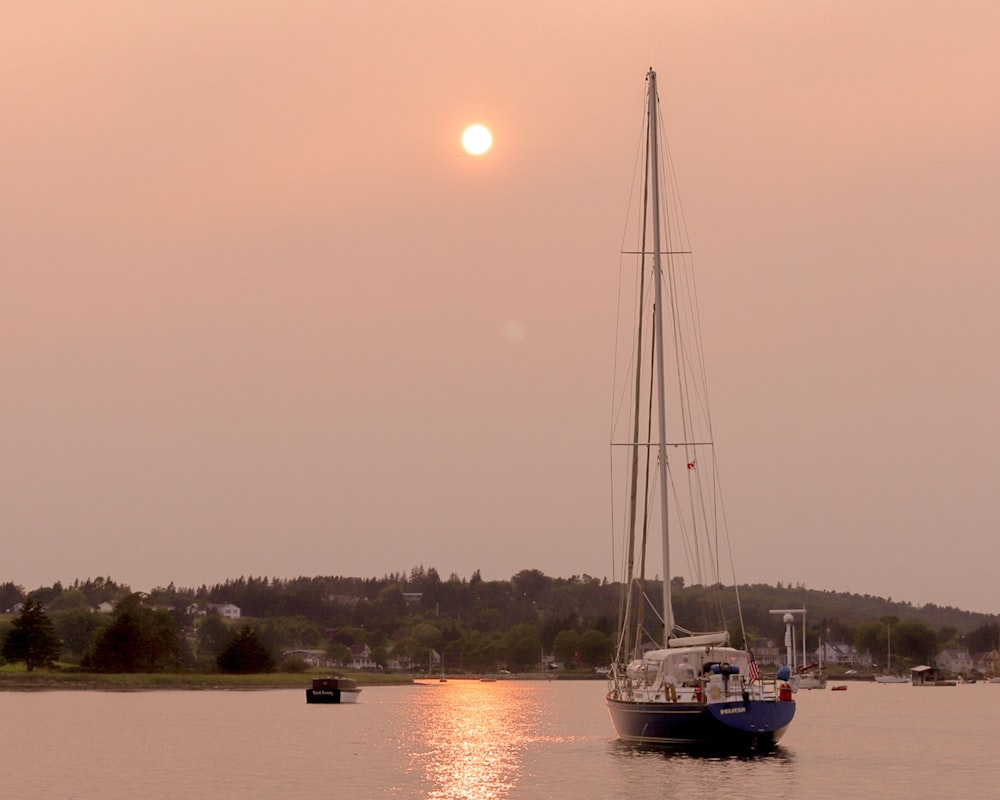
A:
778,608,826,689
874,620,909,683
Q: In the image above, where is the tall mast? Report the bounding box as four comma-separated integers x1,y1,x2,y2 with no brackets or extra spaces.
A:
887,621,891,671
647,68,673,645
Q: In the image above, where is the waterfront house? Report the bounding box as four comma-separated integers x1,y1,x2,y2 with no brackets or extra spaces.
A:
749,638,782,667
348,644,378,670
935,648,973,676
816,641,871,668
187,602,242,619
283,649,333,667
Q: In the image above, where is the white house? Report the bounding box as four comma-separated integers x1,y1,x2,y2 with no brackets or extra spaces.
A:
349,644,378,670
816,641,871,667
935,648,973,675
210,603,241,619
749,638,782,666
975,649,1000,676
283,649,333,667
187,602,241,619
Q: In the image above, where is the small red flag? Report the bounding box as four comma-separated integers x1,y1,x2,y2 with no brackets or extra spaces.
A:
687,462,696,470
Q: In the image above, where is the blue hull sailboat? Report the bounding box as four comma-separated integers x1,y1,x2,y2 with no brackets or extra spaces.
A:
604,69,796,752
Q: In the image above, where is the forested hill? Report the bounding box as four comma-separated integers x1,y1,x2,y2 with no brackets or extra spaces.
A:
724,582,995,640
5,569,995,636
3,570,998,674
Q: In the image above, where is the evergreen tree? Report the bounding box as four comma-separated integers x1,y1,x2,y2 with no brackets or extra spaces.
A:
1,599,61,671
217,626,275,674
87,594,185,672
578,628,611,668
0,581,25,612
196,613,230,659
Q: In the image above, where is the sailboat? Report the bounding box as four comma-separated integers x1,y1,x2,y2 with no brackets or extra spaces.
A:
604,69,796,752
874,620,909,683
797,661,827,690
777,607,826,689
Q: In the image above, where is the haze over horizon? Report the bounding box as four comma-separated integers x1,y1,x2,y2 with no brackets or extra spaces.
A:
3,3,998,615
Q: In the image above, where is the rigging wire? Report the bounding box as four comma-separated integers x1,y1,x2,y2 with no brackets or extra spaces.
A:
611,70,751,658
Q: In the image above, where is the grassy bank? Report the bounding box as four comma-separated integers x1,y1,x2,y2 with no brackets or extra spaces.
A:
0,665,413,691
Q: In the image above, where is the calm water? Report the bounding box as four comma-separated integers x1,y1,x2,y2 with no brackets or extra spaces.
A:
2,680,997,799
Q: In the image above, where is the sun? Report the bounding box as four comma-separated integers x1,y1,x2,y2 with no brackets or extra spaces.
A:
461,124,493,156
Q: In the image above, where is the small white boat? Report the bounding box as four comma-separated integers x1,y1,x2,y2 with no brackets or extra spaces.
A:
798,670,828,690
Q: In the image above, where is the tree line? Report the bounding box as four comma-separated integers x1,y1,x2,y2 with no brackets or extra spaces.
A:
1,569,997,675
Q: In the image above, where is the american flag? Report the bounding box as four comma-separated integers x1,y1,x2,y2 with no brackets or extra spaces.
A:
747,651,760,683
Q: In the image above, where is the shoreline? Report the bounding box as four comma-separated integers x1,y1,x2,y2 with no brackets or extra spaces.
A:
0,670,605,691
0,671,410,692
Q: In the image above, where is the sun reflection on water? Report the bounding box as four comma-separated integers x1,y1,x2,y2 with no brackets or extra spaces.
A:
402,680,541,800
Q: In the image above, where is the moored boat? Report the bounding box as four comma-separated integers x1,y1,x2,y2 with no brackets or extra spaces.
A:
781,611,825,690
873,618,908,683
798,669,828,690
306,676,361,704
604,69,796,753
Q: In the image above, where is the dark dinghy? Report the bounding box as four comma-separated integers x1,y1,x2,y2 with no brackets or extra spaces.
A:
306,677,361,704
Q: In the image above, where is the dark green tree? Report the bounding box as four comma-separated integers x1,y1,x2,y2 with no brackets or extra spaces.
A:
47,588,91,612
28,582,64,607
965,623,1000,655
854,622,886,667
411,622,443,652
503,623,542,671
87,594,185,672
458,629,500,672
893,619,939,662
217,626,275,674
51,606,102,661
476,607,504,633
511,569,549,602
196,613,231,659
1,599,61,670
578,628,611,668
552,629,581,668
0,582,25,612
89,611,145,671
937,626,959,647
327,641,351,666
371,643,390,670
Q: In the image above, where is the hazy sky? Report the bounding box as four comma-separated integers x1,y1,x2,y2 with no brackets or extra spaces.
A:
3,2,997,614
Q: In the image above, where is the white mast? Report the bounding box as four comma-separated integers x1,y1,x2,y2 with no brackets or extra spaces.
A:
771,608,806,669
887,621,892,672
647,69,673,645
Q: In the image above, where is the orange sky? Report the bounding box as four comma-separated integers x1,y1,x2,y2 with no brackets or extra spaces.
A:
2,1,997,613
